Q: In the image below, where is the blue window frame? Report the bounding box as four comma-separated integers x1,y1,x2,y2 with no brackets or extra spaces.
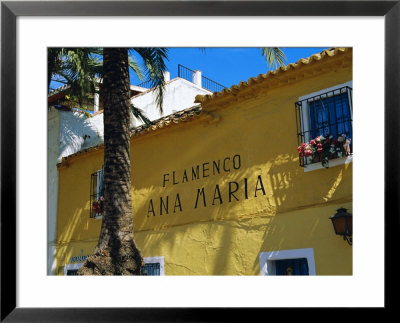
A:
141,263,161,276
275,258,309,275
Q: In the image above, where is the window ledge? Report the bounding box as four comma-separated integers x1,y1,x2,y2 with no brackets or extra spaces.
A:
304,154,353,172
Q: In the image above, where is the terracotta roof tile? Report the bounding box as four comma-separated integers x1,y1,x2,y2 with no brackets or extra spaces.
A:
131,105,203,136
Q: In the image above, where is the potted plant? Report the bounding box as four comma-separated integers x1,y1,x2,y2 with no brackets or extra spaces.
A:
297,134,351,168
92,196,104,215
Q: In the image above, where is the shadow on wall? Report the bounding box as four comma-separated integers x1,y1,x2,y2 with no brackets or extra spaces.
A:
267,154,352,213
59,111,103,160
135,151,352,275
251,155,352,275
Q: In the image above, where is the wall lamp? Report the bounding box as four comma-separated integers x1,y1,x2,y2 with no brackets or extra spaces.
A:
329,208,352,245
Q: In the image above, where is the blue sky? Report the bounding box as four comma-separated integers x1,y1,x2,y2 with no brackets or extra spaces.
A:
50,47,328,91
131,47,328,89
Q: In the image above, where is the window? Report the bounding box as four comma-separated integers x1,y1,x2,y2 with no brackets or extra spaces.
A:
309,91,352,140
64,263,84,276
274,258,309,275
90,167,104,218
141,256,165,276
141,263,161,276
66,269,79,275
259,248,316,275
295,82,353,167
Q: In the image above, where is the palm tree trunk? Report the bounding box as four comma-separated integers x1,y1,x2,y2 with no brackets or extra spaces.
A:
78,48,143,275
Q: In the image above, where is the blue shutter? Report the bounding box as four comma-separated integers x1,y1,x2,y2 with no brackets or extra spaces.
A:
309,92,352,141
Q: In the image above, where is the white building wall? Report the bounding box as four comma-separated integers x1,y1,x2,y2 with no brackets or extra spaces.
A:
58,111,104,163
47,108,60,274
131,78,212,127
54,77,212,162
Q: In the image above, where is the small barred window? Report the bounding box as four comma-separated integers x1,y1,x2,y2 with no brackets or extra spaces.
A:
90,167,104,218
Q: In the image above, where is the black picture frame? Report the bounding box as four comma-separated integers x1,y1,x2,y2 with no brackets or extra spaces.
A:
1,0,398,321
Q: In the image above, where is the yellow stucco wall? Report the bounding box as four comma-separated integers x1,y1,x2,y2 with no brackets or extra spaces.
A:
56,49,352,275
57,150,103,244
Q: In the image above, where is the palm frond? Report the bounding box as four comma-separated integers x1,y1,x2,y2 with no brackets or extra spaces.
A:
128,56,144,82
261,47,287,70
131,48,169,115
49,48,103,108
130,104,152,126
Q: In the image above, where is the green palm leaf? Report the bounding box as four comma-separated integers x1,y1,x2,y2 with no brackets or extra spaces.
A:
261,47,287,70
128,56,144,82
130,104,152,126
131,48,169,114
48,48,102,108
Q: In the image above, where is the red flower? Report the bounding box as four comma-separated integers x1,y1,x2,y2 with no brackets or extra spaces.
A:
317,143,322,148
317,148,323,152
310,140,316,145
92,200,102,213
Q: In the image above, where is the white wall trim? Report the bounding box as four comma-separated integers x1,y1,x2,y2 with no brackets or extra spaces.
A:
47,244,57,275
48,108,61,275
64,262,84,276
298,81,353,102
304,154,353,172
144,256,165,276
259,248,316,276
